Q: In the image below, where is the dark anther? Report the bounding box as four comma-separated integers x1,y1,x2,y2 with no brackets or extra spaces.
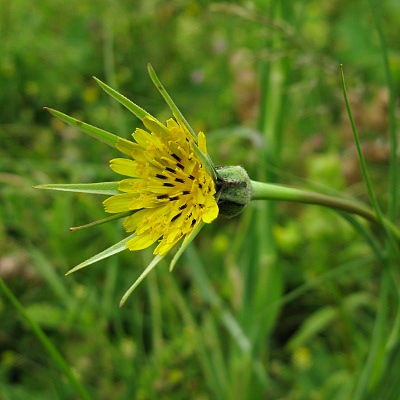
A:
169,196,179,201
156,174,168,179
191,218,197,227
172,153,182,162
157,194,168,199
171,212,182,222
175,178,185,183
179,204,187,210
177,163,184,170
182,190,190,195
163,182,174,187
188,174,195,180
198,184,203,188
166,167,175,174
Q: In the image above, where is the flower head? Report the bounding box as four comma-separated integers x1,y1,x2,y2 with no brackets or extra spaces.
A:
103,115,219,256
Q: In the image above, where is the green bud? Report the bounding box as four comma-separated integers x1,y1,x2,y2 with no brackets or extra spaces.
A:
216,165,252,217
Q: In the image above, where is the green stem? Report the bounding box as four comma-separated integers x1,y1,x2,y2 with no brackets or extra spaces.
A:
251,180,400,241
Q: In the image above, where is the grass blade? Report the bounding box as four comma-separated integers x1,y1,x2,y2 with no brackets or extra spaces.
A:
0,277,91,400
340,65,398,253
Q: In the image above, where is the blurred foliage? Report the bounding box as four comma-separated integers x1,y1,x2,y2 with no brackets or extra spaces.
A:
1,0,399,399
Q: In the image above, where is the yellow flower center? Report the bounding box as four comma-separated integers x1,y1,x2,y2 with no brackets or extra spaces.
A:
103,117,219,255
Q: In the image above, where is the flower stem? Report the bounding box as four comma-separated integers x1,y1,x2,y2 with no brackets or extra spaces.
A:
251,180,400,241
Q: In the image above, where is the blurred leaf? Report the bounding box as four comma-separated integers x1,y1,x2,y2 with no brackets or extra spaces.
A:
287,306,337,350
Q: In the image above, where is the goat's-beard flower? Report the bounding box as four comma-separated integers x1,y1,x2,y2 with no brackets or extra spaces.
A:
36,65,251,306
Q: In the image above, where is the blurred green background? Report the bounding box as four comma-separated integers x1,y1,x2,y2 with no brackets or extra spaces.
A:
1,0,400,399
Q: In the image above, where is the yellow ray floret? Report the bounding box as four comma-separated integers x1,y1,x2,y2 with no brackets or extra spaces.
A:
103,117,219,256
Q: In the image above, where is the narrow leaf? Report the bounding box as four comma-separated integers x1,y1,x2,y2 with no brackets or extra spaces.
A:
119,254,164,307
169,222,204,272
65,233,135,275
34,182,119,195
45,107,122,148
93,77,152,121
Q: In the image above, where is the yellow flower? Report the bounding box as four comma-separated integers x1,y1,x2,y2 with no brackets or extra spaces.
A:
103,116,219,256
36,64,251,306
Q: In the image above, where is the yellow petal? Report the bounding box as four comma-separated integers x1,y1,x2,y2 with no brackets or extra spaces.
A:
123,209,147,232
110,158,137,177
198,131,208,155
154,239,178,256
166,119,179,129
142,116,169,138
202,201,219,223
132,128,155,146
118,179,137,193
103,193,133,213
126,232,159,251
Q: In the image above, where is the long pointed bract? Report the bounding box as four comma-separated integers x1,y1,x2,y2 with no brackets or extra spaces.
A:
93,77,153,121
34,182,119,195
119,254,165,307
169,222,205,272
45,108,123,148
147,64,197,140
70,212,131,231
65,233,136,275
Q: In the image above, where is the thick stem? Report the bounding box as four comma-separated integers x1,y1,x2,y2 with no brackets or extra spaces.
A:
251,180,400,241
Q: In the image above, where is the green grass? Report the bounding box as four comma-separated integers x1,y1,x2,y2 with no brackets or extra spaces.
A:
1,0,400,399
